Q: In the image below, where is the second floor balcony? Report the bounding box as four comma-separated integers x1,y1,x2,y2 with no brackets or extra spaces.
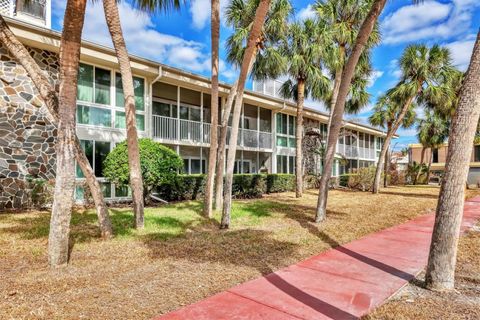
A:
0,0,50,27
152,115,273,151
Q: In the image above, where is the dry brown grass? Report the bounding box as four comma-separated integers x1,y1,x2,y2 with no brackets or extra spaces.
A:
365,226,480,320
1,186,478,320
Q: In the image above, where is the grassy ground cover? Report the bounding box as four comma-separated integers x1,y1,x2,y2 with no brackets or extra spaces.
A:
1,186,479,319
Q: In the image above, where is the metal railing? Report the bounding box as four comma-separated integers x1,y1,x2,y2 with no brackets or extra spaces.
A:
336,144,377,160
152,115,272,149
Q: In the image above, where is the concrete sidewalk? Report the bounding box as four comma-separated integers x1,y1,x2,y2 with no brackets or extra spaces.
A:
154,196,480,320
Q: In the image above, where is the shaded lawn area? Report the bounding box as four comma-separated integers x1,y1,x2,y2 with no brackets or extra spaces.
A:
1,186,479,320
365,226,480,320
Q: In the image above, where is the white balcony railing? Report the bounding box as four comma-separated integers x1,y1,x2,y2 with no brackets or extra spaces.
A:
336,144,377,160
152,115,272,149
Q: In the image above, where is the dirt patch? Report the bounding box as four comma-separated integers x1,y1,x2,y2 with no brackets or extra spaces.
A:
1,186,478,320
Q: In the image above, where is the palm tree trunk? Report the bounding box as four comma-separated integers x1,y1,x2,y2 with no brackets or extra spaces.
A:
383,148,388,188
220,0,271,229
326,45,344,143
103,0,144,228
204,0,220,218
425,32,480,291
315,0,387,222
0,14,113,239
215,51,256,210
295,79,305,198
373,95,415,194
48,0,87,267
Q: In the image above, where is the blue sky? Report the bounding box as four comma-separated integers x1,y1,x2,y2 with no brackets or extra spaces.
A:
51,0,480,150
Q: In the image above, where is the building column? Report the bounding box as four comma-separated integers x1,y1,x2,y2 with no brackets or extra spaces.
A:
272,111,277,174
176,86,180,140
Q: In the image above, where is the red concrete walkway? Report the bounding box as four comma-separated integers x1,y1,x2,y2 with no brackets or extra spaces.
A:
154,196,480,320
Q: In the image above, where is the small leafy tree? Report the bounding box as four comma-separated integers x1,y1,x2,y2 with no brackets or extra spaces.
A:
103,139,183,201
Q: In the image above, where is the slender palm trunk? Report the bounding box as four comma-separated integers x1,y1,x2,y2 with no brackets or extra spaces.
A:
326,45,344,144
48,0,87,267
373,95,416,194
383,148,388,188
220,0,271,229
425,32,480,291
295,79,305,197
215,50,256,210
315,0,387,222
214,81,237,211
204,0,220,217
0,13,112,238
103,0,144,228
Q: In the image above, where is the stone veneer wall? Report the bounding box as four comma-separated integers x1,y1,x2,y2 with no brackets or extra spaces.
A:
0,43,59,209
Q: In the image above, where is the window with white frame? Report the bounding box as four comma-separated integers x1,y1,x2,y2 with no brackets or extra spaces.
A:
234,160,252,174
276,155,295,174
276,113,296,148
76,63,146,131
183,157,206,174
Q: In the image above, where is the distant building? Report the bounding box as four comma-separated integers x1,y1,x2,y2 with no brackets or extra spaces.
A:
408,143,480,185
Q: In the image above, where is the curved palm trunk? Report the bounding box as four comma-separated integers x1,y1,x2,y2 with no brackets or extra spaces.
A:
315,0,387,222
214,81,237,210
373,96,416,194
295,79,305,197
0,13,112,238
220,0,271,229
204,0,220,217
48,0,87,266
325,45,345,144
383,148,389,188
103,0,144,228
425,33,480,291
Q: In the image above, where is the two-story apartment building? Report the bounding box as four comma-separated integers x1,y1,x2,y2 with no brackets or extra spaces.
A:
0,6,390,207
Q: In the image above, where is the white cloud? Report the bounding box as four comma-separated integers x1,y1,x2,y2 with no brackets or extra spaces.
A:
190,0,210,30
52,0,212,73
297,4,316,21
367,70,384,87
381,0,480,44
445,36,476,71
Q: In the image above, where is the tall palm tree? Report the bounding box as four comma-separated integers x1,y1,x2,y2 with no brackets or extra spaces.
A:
371,44,457,194
0,12,113,241
315,0,387,223
314,0,379,141
425,31,480,291
103,0,182,228
50,0,88,266
220,0,273,229
203,0,221,218
369,93,416,187
417,110,449,183
278,19,329,198
214,0,291,210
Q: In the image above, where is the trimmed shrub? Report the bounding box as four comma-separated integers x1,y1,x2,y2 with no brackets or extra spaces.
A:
156,173,295,201
103,138,184,200
266,174,295,193
339,174,355,187
347,167,376,191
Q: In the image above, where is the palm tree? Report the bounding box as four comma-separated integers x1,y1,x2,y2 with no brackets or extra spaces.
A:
44,0,88,266
371,44,457,194
0,12,113,242
220,0,274,229
314,0,379,141
203,0,221,218
416,110,449,183
103,0,182,228
369,93,416,186
278,19,329,198
315,0,387,223
214,0,291,210
425,31,480,291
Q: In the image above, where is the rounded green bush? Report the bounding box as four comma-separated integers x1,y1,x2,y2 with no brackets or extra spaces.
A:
103,138,183,197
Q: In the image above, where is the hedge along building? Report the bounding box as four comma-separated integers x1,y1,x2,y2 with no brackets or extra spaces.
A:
0,9,392,208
